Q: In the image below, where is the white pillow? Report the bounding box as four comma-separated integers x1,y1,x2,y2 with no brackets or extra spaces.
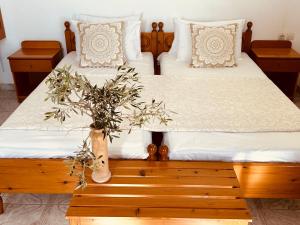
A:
174,18,245,63
168,18,178,56
71,14,142,61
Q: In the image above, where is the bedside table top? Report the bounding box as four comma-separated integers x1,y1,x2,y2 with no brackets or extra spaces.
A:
8,48,61,60
8,40,62,60
252,48,300,59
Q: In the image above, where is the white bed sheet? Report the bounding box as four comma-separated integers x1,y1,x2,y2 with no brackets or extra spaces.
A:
59,51,154,76
164,131,300,162
0,52,154,159
159,52,265,78
159,52,300,162
0,129,151,159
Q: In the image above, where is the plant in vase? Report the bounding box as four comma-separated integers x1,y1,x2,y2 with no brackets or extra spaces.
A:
44,65,172,189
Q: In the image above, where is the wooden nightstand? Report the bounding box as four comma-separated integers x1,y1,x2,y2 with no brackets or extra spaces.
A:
250,40,300,101
8,41,63,102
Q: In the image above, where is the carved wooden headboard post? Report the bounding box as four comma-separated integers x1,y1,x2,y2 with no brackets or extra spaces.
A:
242,22,253,54
157,22,174,57
151,22,158,57
141,22,159,57
157,22,164,56
64,21,76,53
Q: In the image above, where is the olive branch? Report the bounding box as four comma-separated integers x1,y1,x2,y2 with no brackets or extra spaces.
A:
44,65,172,188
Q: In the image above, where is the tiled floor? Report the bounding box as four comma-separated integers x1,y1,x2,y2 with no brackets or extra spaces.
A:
1,87,300,225
0,194,70,225
0,88,19,125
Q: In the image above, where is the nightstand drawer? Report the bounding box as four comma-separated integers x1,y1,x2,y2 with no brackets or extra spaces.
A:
257,59,300,72
10,59,53,72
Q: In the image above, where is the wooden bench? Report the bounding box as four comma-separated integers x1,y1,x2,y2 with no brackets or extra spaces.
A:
66,160,252,225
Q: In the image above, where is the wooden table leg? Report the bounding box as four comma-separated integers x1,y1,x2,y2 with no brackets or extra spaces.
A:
0,194,4,214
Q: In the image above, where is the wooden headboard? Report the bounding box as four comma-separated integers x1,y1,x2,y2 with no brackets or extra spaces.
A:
155,21,253,56
64,21,162,57
64,21,253,57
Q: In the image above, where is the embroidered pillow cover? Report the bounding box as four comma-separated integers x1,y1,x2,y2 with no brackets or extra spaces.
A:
78,22,125,68
191,24,237,68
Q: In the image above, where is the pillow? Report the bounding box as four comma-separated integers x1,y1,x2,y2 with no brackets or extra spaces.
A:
191,24,237,68
173,18,245,63
71,14,141,61
168,18,179,56
78,22,125,68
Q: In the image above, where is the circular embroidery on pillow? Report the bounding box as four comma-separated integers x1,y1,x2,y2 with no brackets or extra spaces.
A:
78,22,124,68
191,24,237,68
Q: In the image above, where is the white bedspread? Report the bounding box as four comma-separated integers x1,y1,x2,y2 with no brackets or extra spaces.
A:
0,52,154,159
4,64,300,133
159,52,300,162
141,75,300,133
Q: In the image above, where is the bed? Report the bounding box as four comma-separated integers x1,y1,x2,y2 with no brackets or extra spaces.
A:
155,21,300,199
0,21,161,205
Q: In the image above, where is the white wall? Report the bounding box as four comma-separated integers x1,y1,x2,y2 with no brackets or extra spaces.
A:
284,0,300,86
0,0,289,84
284,0,300,52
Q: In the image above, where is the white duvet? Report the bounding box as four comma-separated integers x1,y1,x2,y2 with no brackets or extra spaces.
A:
159,53,300,162
0,52,154,159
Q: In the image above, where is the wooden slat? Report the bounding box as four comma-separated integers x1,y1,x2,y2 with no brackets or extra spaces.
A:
74,186,242,198
21,40,61,49
108,168,236,178
67,161,250,224
85,176,239,188
70,196,247,209
0,159,76,193
109,160,234,170
234,163,300,198
235,164,300,174
67,207,251,220
251,40,292,49
68,217,250,225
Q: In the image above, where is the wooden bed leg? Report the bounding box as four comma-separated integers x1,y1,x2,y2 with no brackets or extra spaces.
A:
159,145,169,161
0,194,4,214
147,144,158,161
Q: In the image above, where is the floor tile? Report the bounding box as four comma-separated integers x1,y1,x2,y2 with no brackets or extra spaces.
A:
37,205,69,225
260,209,300,225
0,204,68,225
48,195,71,205
0,99,19,113
0,90,17,100
0,204,46,225
0,111,12,125
2,194,71,206
2,194,51,205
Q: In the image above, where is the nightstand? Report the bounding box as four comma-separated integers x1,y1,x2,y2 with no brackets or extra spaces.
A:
250,40,300,101
8,41,63,102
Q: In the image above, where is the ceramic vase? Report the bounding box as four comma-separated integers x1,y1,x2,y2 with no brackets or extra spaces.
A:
90,129,111,183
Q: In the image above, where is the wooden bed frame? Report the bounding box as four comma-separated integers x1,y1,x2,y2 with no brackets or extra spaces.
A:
154,21,300,199
0,21,162,214
159,146,300,199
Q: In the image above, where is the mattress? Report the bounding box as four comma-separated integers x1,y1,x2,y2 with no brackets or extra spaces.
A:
0,52,154,159
159,52,300,162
